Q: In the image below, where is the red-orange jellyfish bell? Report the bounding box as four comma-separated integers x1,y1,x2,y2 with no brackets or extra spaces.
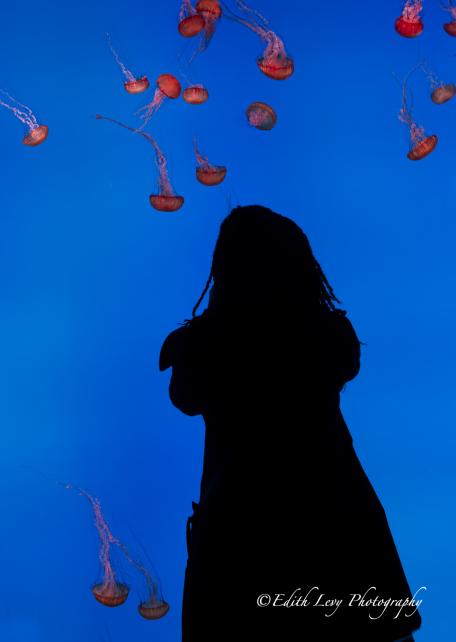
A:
395,1,423,37
106,34,150,94
224,1,294,80
420,61,456,104
442,1,456,35
138,596,170,620
183,84,209,104
92,582,130,607
178,0,206,37
194,140,227,186
246,101,277,130
96,115,184,212
136,74,181,128
188,0,222,57
0,90,48,147
398,69,437,161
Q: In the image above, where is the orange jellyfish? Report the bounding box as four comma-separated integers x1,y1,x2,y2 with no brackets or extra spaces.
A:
0,90,48,146
246,101,277,130
65,484,129,608
420,61,456,104
223,0,293,80
183,84,209,104
136,74,181,129
194,0,223,53
178,0,206,37
194,140,227,185
442,1,456,35
106,33,149,94
96,114,184,211
395,1,424,38
398,70,437,160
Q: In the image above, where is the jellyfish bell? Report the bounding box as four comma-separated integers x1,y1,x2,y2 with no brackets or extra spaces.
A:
196,165,227,186
183,85,209,104
431,83,456,104
257,53,294,80
23,124,49,146
138,597,170,620
157,74,181,99
395,15,423,37
395,1,424,37
149,194,184,211
246,101,277,130
196,0,222,20
178,13,206,37
443,21,456,35
124,76,150,94
407,134,437,160
92,582,130,607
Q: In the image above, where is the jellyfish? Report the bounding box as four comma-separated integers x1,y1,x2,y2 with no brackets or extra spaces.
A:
96,114,184,211
398,70,437,160
183,84,209,104
246,101,277,130
420,61,456,104
65,484,129,607
442,1,456,35
178,0,206,37
395,1,424,38
222,0,293,80
0,90,48,146
106,33,149,94
136,74,181,129
194,0,223,53
194,140,227,185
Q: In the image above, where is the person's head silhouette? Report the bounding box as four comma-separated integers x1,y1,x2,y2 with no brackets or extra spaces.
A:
191,205,342,320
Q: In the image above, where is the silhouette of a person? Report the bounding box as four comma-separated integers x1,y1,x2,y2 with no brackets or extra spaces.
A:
159,206,422,642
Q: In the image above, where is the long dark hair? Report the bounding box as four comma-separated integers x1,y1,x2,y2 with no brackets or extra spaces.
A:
189,205,342,321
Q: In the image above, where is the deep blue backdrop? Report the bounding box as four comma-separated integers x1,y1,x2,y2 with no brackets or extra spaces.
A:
0,1,454,640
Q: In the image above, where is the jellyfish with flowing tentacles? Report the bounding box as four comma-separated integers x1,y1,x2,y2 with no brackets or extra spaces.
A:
65,485,129,607
398,68,437,160
0,90,48,146
395,1,424,38
194,140,227,185
193,0,223,55
135,74,181,129
65,484,170,619
420,61,456,104
222,0,293,80
246,101,277,130
442,1,456,35
96,114,184,211
106,34,149,94
178,0,206,37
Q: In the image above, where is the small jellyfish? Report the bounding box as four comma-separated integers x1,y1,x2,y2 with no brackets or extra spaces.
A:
442,1,456,36
178,0,206,37
65,484,129,608
106,33,149,94
246,101,277,130
420,61,456,104
194,140,227,185
0,90,48,146
136,74,181,128
96,114,184,211
398,69,437,160
183,84,209,104
138,591,170,620
395,1,424,38
223,0,293,80
190,0,222,57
